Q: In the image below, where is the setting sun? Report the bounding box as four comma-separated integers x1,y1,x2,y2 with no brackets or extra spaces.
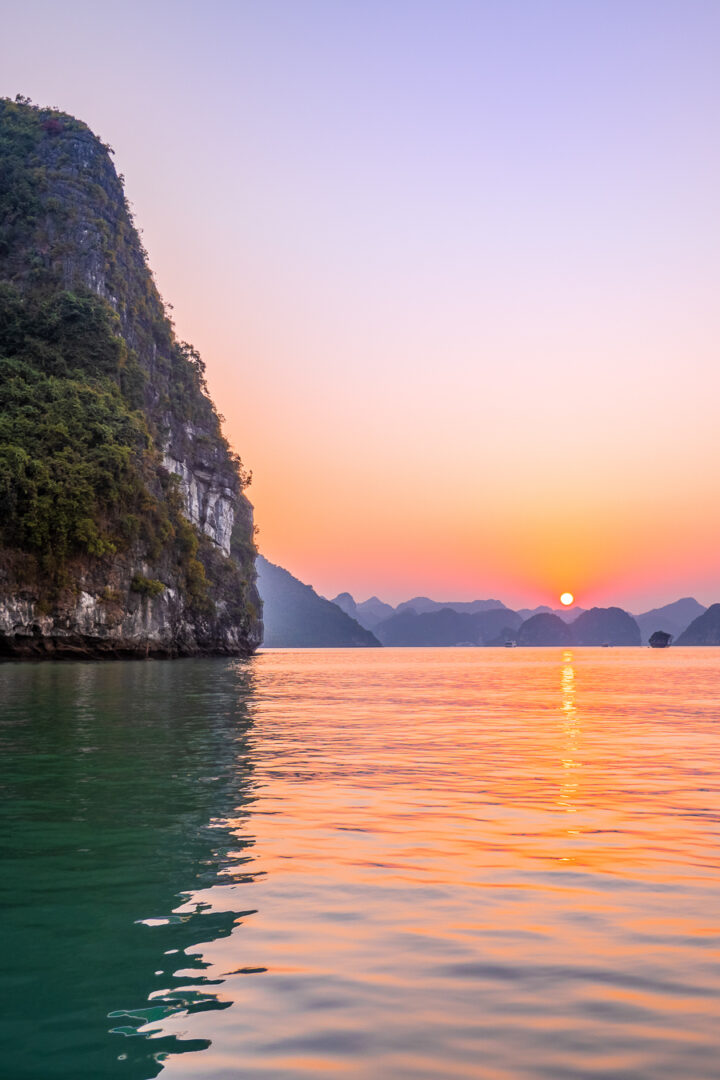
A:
560,592,574,606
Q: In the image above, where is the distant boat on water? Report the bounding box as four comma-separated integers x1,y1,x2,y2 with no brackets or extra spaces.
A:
649,630,673,649
504,640,517,648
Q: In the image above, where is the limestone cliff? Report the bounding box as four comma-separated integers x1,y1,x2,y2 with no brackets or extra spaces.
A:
0,97,261,657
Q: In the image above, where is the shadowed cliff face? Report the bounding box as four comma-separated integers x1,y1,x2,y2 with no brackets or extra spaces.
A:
257,556,380,647
0,98,261,656
675,604,720,646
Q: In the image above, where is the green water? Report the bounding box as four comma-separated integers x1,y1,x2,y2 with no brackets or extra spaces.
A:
0,659,257,1079
2,650,720,1079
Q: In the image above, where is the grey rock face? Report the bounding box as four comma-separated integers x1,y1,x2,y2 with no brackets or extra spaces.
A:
0,538,262,658
162,425,237,557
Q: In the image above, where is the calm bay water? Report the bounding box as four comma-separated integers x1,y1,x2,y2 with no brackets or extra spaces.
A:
1,648,719,1079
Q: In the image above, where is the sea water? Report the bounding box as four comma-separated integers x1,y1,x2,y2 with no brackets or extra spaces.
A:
1,648,719,1079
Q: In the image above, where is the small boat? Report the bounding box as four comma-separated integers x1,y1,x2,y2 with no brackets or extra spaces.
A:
504,640,517,648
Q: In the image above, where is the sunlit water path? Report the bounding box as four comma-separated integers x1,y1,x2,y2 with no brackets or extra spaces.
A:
1,649,719,1079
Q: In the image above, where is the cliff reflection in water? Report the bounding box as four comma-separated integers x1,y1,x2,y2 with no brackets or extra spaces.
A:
0,658,259,1080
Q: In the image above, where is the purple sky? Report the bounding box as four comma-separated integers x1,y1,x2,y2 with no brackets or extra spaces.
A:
2,1,720,607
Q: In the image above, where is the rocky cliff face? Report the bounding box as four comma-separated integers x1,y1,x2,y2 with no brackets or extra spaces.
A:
0,97,261,657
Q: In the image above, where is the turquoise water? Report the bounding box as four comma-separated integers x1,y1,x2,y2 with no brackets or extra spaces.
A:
1,649,719,1079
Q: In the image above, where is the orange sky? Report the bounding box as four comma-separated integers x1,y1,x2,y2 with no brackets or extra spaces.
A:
3,2,720,609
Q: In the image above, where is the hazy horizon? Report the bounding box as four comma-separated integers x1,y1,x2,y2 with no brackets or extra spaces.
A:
3,0,719,611
318,579,711,615
258,552,709,613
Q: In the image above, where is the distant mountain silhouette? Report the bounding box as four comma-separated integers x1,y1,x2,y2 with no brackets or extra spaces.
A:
395,597,508,616
516,613,573,646
570,607,641,646
325,590,706,647
332,592,356,614
373,607,521,646
333,592,508,630
258,558,380,647
635,598,706,644
674,604,720,645
331,593,394,630
516,605,586,624
511,607,640,646
517,605,552,620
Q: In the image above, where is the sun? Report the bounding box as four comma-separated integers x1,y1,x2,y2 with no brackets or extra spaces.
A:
560,592,574,606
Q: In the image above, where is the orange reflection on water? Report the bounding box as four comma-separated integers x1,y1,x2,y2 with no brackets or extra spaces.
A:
161,648,720,1080
558,649,580,826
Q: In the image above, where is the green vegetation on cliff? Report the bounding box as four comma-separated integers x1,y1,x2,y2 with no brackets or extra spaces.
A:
0,96,260,654
0,294,150,566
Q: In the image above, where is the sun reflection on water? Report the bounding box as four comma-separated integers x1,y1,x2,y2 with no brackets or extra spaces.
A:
559,649,580,812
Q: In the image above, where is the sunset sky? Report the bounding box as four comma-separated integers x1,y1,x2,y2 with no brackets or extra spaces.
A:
2,1,719,610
